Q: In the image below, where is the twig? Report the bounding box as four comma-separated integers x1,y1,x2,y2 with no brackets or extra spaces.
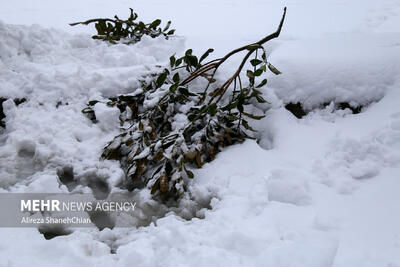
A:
181,7,287,102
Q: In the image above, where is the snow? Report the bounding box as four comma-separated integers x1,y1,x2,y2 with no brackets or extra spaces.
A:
1,0,400,266
268,33,400,109
93,103,120,132
267,169,311,205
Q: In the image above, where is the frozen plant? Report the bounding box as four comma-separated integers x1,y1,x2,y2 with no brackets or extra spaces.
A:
70,8,175,44
82,8,287,201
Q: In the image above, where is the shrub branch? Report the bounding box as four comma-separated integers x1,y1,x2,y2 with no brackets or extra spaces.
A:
80,7,287,201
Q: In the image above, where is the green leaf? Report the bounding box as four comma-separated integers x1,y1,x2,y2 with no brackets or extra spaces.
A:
237,93,245,113
95,23,105,35
106,101,115,107
98,20,107,32
170,55,176,67
167,29,175,35
186,55,198,67
262,51,267,61
243,112,266,120
175,58,183,67
107,22,113,31
256,95,267,103
208,103,218,116
188,114,196,122
138,21,146,29
150,19,161,29
268,63,282,75
199,105,208,113
185,49,193,56
256,79,267,88
169,83,178,93
178,87,189,96
250,59,263,66
199,48,214,63
156,72,167,88
173,73,180,83
242,120,257,132
221,100,238,111
225,115,239,121
152,165,163,177
163,21,171,31
183,165,194,178
206,77,216,83
128,8,137,21
254,68,263,77
246,70,254,79
82,107,93,114
178,87,197,97
88,100,99,106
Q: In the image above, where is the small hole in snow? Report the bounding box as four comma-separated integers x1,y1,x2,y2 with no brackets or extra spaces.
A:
57,165,78,191
17,140,36,158
285,101,366,119
285,103,307,119
38,225,72,240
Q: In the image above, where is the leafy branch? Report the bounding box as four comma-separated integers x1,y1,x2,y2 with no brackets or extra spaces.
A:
82,8,287,201
180,7,286,103
70,8,175,44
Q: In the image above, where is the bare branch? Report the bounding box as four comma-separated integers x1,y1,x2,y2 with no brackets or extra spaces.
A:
70,18,122,26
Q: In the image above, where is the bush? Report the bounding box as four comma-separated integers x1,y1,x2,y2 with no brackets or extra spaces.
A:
77,8,287,201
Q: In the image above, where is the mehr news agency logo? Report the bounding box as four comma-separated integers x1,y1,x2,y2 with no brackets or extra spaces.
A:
19,198,136,225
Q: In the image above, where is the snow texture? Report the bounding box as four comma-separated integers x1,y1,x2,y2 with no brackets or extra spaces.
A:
1,0,400,266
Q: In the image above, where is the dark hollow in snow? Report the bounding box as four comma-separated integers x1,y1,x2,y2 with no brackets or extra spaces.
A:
337,102,363,114
284,103,307,118
54,165,215,232
0,98,26,128
38,225,72,240
88,211,116,230
285,101,365,119
0,98,5,127
56,101,69,108
85,173,111,200
57,165,78,192
17,141,36,158
57,166,111,199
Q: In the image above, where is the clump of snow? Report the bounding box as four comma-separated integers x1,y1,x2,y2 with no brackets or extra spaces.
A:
0,20,184,192
93,103,120,132
0,21,185,101
0,229,117,266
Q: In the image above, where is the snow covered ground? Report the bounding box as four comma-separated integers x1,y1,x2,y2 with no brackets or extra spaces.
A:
1,0,400,266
